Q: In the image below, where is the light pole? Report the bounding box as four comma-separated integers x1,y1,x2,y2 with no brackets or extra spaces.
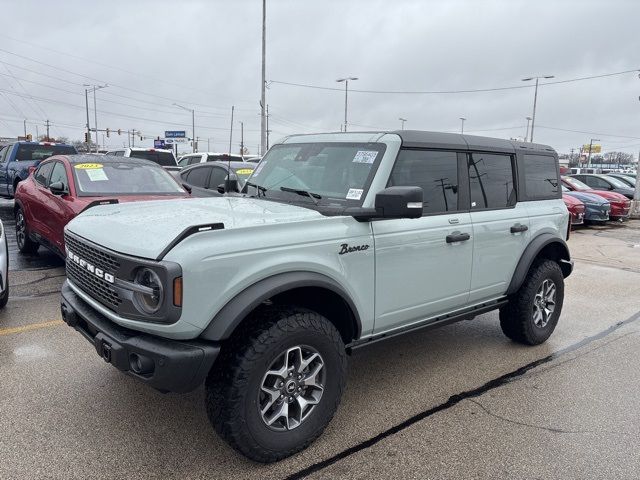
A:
336,77,358,132
459,117,466,134
173,103,196,153
83,84,108,152
522,75,554,142
524,116,532,142
399,117,407,130
23,119,26,138
260,0,267,155
586,138,600,167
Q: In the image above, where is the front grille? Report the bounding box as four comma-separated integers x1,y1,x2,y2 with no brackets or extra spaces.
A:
65,234,122,310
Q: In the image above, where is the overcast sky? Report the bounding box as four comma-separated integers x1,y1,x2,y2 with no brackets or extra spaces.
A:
0,0,638,157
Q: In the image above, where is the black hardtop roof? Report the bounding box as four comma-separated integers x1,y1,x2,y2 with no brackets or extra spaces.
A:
393,130,555,154
67,154,160,167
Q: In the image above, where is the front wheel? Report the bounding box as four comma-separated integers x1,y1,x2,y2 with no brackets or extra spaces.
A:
206,307,347,462
15,208,38,254
500,260,564,345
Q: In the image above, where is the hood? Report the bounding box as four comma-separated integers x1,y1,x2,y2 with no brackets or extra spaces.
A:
564,191,608,204
66,196,323,259
584,189,628,202
562,194,582,207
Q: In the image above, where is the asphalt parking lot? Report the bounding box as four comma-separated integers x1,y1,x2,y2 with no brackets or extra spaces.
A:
1,201,640,479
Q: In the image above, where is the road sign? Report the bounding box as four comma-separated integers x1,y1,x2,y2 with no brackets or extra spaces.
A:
165,130,186,138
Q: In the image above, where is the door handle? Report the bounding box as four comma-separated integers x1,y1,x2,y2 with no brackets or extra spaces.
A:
446,231,471,243
510,223,528,234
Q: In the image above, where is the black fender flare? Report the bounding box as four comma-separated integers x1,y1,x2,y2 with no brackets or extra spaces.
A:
506,233,572,296
199,271,362,342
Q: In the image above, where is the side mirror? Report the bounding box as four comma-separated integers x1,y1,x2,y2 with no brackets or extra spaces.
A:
49,181,67,196
28,166,37,176
223,178,239,193
345,186,423,221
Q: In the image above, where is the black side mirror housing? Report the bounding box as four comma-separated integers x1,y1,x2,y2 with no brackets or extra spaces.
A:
49,181,67,196
223,178,239,193
345,186,423,221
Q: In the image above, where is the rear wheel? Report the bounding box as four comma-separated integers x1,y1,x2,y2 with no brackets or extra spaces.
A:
15,207,38,254
206,307,347,462
500,260,564,345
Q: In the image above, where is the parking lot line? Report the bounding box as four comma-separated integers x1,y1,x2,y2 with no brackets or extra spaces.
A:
0,319,64,336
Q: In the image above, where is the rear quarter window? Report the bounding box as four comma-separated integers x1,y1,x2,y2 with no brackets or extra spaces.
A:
522,154,560,200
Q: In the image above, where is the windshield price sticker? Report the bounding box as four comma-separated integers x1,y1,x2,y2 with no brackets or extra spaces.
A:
352,151,378,164
85,168,109,182
74,163,103,170
235,169,254,175
346,188,363,200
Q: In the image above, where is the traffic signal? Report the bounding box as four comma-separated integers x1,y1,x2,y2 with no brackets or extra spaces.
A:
106,128,110,138
117,129,121,136
84,132,90,143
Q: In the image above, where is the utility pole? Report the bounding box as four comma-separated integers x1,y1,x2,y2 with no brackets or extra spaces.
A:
84,88,91,150
522,75,554,142
207,138,210,151
240,121,244,155
399,117,407,130
45,119,50,140
524,116,532,142
228,106,234,154
266,104,270,150
23,119,26,137
260,0,267,155
586,138,599,167
459,117,466,134
336,77,358,132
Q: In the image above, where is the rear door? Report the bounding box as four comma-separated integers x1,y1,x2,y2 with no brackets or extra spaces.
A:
467,151,529,303
372,149,473,334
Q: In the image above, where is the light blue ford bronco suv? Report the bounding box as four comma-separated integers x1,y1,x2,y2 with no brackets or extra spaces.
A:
61,131,572,462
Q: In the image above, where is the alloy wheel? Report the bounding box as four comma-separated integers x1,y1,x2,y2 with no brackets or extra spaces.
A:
15,211,26,249
532,279,556,328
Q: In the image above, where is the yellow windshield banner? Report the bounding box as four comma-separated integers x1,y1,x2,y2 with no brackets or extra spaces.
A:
236,169,254,175
74,163,104,170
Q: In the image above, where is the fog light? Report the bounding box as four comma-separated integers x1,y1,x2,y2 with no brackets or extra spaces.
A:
129,353,155,375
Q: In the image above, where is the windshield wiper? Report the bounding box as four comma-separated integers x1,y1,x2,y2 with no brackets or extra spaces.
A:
279,186,322,205
245,181,267,197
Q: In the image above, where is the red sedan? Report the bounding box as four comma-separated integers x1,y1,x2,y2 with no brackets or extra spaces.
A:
14,155,190,257
561,176,631,220
562,194,585,225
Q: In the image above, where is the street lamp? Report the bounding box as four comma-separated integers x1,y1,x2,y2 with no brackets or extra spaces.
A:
522,75,554,142
459,117,466,134
83,84,108,152
586,138,600,167
524,116,532,142
336,77,358,132
399,117,407,130
173,103,196,153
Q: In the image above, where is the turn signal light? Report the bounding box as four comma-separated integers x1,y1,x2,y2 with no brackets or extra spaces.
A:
173,277,183,307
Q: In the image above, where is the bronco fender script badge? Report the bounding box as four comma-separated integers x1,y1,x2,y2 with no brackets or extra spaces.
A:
338,243,370,255
67,249,115,283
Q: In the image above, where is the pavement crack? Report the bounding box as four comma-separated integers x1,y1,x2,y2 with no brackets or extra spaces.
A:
466,399,579,434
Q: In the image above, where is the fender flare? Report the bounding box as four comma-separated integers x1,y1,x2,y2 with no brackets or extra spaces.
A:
199,271,362,342
506,233,572,295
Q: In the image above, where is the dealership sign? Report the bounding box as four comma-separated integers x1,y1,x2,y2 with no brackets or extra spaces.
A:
582,144,601,153
165,130,186,138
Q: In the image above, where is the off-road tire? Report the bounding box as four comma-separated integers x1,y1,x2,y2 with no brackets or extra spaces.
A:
15,207,38,254
500,260,564,345
205,306,347,463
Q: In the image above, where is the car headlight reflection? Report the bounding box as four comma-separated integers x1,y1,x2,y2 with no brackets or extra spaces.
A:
133,268,164,314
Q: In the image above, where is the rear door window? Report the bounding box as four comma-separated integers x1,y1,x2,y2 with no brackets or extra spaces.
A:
522,154,559,199
468,153,515,209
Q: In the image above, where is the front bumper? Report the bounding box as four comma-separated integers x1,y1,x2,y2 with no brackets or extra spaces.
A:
61,280,219,393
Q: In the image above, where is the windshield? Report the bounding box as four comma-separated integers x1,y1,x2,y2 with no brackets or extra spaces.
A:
129,150,176,166
604,175,632,188
563,177,591,191
16,144,76,161
245,142,386,205
72,162,186,196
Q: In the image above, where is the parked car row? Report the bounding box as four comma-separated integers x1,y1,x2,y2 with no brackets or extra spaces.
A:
561,174,635,226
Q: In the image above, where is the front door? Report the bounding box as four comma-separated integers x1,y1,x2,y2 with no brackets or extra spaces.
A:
43,161,75,253
372,149,473,334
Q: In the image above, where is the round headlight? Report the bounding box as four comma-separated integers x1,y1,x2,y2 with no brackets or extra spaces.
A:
133,268,164,314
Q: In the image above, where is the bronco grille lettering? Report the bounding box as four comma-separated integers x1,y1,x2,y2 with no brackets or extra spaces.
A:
66,248,115,283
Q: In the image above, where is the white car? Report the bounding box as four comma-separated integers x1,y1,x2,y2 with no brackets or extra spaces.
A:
105,147,179,171
177,152,245,168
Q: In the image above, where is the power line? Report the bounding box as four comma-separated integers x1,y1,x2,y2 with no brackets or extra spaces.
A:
536,125,640,140
270,68,639,95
